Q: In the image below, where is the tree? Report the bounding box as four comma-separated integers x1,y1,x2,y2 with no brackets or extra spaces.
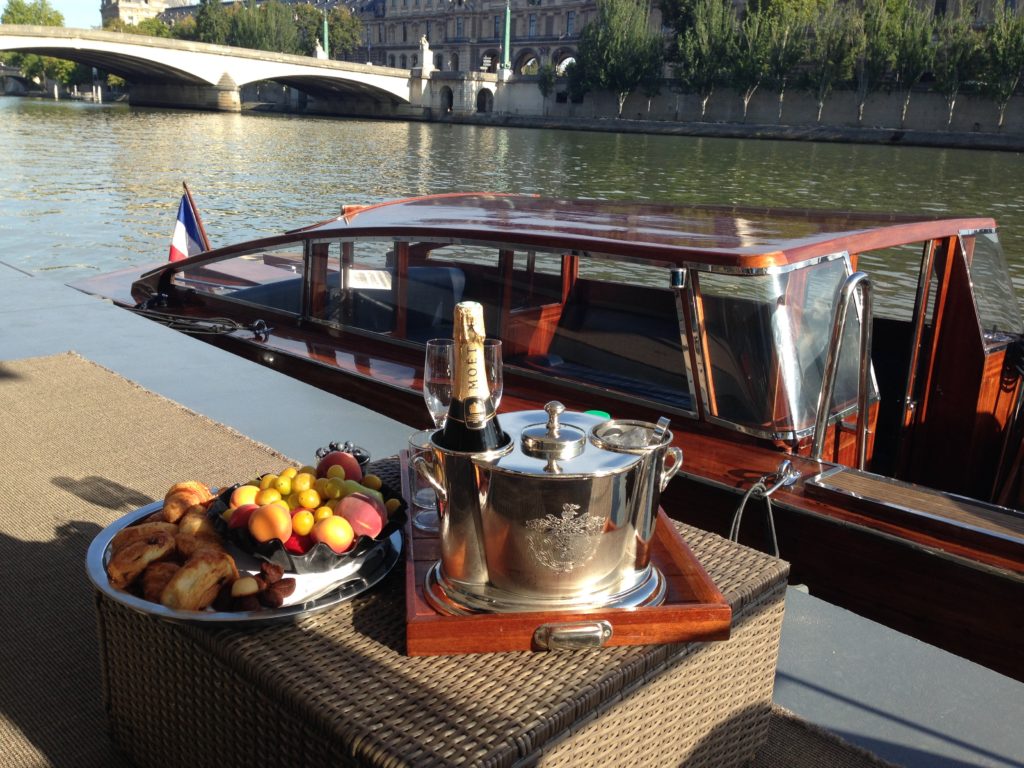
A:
853,0,896,125
657,0,698,61
1,0,62,25
674,0,736,118
1,0,75,85
575,0,664,118
803,0,861,123
764,0,810,122
537,63,556,115
328,6,363,59
980,2,1024,130
294,3,323,56
890,0,934,127
733,3,774,121
932,3,981,128
194,0,232,45
169,16,197,41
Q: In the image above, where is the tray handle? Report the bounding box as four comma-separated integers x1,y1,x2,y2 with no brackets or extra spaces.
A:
533,620,613,650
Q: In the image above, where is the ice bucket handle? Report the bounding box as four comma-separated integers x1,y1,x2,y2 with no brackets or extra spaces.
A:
660,447,684,492
413,455,447,503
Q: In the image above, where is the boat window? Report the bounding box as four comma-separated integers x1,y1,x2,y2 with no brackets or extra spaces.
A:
171,243,306,315
515,252,694,414
580,254,669,289
309,240,396,333
854,242,928,322
697,257,873,439
963,232,1023,344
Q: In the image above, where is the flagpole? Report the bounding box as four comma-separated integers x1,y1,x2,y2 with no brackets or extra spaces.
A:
182,181,212,252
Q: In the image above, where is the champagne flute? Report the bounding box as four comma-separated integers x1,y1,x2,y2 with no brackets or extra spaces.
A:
484,339,503,409
414,339,453,533
423,339,454,429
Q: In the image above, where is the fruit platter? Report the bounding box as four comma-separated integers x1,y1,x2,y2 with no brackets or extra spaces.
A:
86,448,406,625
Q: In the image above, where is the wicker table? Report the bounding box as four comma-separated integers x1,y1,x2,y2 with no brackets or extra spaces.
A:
95,459,790,768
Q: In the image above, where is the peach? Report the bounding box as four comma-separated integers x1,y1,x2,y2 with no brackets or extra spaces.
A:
311,515,355,554
228,503,259,530
229,484,260,508
334,493,386,539
315,451,363,483
248,503,293,543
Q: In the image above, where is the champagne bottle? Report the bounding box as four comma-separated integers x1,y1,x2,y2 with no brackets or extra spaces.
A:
435,301,507,453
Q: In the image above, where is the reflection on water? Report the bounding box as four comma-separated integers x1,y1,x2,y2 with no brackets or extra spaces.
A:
2,97,1023,312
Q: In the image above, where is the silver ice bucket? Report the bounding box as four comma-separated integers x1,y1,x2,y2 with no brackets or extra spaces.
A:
415,402,683,614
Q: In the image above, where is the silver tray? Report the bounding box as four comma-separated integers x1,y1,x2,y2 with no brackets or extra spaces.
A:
86,500,402,625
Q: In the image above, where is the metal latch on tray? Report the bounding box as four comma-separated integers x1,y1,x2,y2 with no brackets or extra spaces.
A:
533,620,613,650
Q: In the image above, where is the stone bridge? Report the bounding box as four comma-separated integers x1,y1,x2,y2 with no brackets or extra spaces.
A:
0,25,424,113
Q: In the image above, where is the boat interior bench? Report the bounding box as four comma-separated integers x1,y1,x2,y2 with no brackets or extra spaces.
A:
512,281,693,410
231,268,466,344
231,276,304,315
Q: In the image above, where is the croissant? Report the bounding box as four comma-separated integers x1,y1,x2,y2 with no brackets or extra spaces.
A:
107,531,176,590
160,550,239,611
162,481,212,523
141,561,181,603
110,521,179,554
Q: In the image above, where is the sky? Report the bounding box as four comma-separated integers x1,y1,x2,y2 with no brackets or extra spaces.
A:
49,1,100,29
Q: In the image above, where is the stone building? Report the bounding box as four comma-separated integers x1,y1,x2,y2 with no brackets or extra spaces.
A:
354,0,596,73
100,0,194,27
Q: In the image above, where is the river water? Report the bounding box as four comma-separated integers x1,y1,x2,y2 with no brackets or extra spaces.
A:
3,97,1024,311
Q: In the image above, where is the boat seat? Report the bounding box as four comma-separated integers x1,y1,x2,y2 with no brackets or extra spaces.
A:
230,277,303,314
404,266,465,343
515,290,692,410
346,266,465,341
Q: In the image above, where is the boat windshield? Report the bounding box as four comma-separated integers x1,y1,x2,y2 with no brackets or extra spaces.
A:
696,256,874,440
964,231,1023,345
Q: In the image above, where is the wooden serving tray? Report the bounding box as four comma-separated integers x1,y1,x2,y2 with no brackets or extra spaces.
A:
401,457,732,655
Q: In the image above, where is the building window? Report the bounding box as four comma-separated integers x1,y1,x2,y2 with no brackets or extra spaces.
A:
494,15,501,38
567,11,575,36
528,13,536,37
403,23,407,42
400,54,407,68
426,20,431,40
412,54,418,66
456,16,464,38
545,15,553,35
389,54,396,66
378,24,384,43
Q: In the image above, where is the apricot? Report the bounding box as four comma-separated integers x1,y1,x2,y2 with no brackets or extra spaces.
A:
248,503,293,543
335,493,385,539
229,484,260,508
316,451,363,483
311,515,355,554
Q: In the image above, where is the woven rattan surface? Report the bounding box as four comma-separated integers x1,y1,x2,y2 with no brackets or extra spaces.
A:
0,352,800,768
98,453,790,768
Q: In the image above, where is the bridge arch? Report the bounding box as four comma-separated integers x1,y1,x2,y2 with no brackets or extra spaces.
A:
0,26,413,110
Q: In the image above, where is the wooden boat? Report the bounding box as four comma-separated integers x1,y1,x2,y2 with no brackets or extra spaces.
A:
72,192,1024,680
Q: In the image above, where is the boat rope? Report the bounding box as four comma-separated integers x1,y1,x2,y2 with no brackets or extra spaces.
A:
728,460,800,559
131,307,272,338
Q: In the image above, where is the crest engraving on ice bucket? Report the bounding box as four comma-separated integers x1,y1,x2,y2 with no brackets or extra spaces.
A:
417,402,681,615
526,503,605,573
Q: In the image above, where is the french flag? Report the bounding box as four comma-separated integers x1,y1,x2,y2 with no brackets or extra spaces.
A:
168,193,205,262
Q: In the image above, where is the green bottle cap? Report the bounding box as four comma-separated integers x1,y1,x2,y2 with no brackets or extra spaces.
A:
584,409,611,419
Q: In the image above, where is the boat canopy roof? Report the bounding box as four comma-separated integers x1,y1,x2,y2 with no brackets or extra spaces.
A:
293,193,995,271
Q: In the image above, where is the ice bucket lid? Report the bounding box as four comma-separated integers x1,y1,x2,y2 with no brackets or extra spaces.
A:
478,403,640,477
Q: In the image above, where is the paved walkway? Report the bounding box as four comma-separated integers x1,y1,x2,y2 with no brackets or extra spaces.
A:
2,261,1021,768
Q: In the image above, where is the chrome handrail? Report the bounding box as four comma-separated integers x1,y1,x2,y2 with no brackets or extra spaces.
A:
811,272,874,469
